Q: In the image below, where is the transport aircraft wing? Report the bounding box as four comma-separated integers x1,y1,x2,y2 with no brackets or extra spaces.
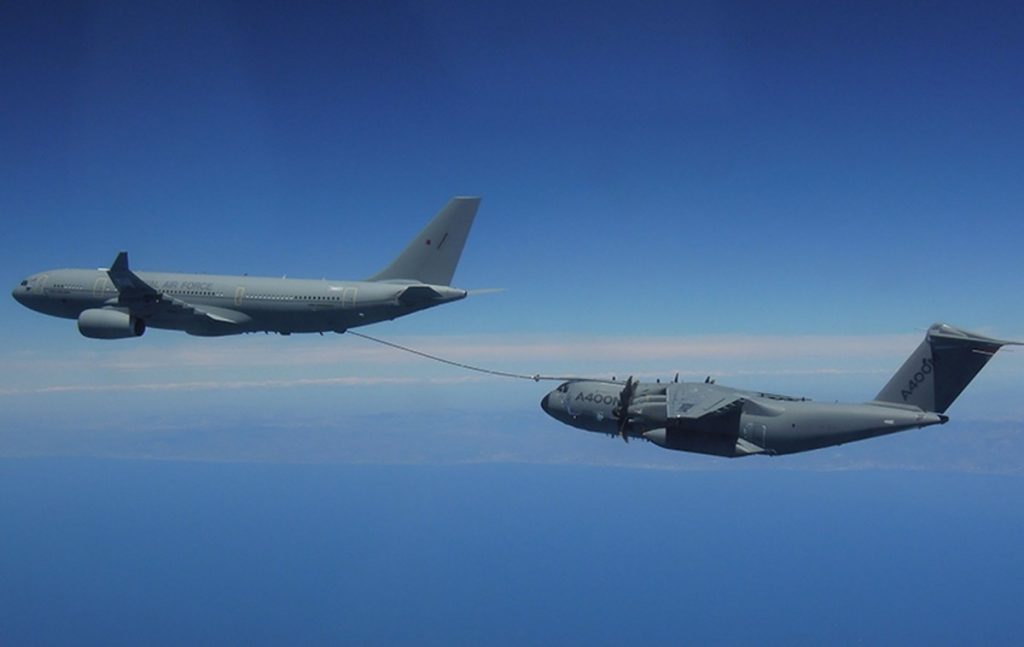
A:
666,383,746,422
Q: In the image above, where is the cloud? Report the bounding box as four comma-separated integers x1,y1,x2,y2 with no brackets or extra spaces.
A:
2,330,1021,398
0,374,487,396
1,331,923,372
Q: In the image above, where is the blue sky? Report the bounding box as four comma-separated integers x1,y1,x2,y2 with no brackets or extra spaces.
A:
2,0,1023,460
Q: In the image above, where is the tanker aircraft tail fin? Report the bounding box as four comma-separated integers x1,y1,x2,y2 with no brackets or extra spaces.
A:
367,196,480,286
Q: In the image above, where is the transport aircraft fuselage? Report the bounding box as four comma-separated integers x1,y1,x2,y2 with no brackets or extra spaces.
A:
541,324,1019,457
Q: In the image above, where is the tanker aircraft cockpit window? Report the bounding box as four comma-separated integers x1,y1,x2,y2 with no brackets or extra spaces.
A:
20,280,28,286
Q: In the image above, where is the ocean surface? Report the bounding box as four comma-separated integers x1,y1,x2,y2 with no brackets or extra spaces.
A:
2,458,1022,645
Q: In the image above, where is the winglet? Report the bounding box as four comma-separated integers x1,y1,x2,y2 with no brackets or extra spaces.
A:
110,251,129,273
107,251,157,296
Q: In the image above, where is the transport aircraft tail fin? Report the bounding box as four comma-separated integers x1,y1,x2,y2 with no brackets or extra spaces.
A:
368,197,480,286
874,323,1020,413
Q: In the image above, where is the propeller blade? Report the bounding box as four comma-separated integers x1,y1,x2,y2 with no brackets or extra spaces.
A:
615,376,636,442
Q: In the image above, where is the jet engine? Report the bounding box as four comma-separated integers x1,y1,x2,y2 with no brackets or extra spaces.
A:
77,308,146,339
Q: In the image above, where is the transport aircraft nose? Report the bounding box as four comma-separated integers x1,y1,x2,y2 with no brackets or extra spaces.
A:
12,282,26,305
540,392,551,414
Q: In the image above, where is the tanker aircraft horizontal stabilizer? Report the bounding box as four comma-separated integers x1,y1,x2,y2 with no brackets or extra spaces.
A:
12,197,481,338
541,324,1019,457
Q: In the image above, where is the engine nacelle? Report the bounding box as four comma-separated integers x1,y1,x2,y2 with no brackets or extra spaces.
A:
77,308,146,339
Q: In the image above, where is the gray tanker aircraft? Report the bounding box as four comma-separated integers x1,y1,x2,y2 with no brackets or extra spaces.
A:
12,197,480,338
541,323,1018,457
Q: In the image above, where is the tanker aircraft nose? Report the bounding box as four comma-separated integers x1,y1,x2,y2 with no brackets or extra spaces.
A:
12,279,30,306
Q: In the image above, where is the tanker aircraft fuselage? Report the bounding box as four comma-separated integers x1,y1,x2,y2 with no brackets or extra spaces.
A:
12,197,480,338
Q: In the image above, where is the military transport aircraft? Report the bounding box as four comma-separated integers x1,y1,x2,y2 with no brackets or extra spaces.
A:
12,197,480,338
540,323,1019,457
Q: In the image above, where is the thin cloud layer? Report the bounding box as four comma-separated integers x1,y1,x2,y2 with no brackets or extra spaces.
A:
1,331,1020,399
2,331,922,372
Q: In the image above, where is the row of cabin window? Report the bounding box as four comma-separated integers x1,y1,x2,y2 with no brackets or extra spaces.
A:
246,294,341,301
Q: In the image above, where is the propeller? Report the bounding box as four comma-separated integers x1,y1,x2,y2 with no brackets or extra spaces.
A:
612,376,636,443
